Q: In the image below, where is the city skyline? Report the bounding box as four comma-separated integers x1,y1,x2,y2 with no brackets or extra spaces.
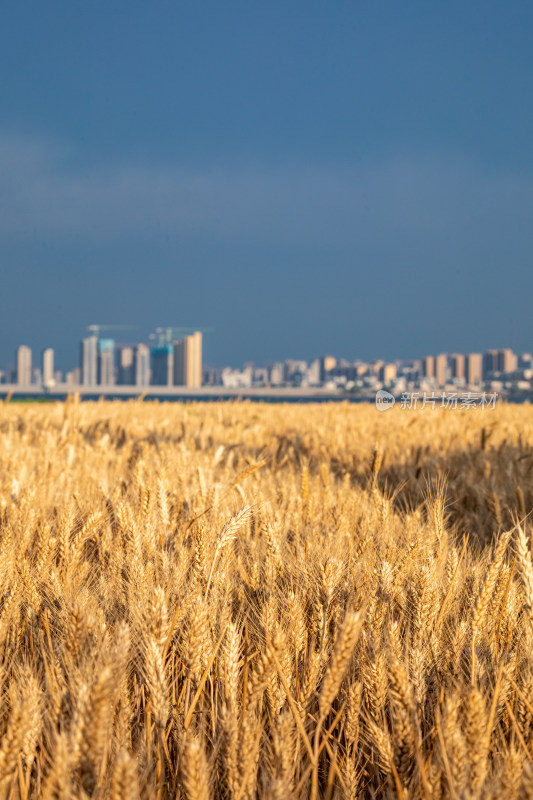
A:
1,325,531,376
3,328,532,398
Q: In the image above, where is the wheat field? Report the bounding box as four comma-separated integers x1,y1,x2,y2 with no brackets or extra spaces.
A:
1,398,533,799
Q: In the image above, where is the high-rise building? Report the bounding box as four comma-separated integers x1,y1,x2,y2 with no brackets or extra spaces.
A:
423,356,435,379
80,336,98,386
409,360,423,381
97,339,115,385
66,367,81,386
308,359,321,385
369,360,384,377
151,345,174,386
118,347,134,385
435,353,448,386
284,359,308,382
42,348,55,387
497,348,517,374
466,353,482,385
203,366,223,386
319,356,337,383
173,332,202,387
379,363,397,384
449,354,465,380
135,344,150,386
483,350,498,379
16,345,32,386
191,331,202,386
269,362,284,386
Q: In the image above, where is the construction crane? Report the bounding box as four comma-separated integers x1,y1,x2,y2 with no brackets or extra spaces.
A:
86,324,137,339
152,326,213,346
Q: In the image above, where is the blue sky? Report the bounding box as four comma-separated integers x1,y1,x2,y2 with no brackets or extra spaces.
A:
1,1,532,369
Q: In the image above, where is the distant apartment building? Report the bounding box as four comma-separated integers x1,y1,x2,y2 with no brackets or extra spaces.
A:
400,361,421,383
173,332,202,387
42,348,54,387
331,364,358,382
202,366,223,386
379,363,397,384
97,339,115,385
80,335,98,386
308,359,321,385
466,353,483,385
135,344,150,386
423,356,435,379
16,345,32,386
408,360,423,381
66,367,81,386
253,367,269,386
284,359,308,384
483,349,499,379
319,355,336,382
118,347,134,385
222,366,252,388
269,362,284,385
449,354,465,380
151,344,174,386
497,348,517,374
435,353,448,386
369,360,383,377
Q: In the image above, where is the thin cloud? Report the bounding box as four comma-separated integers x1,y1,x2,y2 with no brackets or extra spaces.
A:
0,135,532,251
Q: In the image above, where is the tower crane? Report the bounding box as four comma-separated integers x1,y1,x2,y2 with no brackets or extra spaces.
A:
152,326,213,346
86,324,137,339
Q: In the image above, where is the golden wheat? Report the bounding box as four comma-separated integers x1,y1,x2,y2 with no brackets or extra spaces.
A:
0,399,533,797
